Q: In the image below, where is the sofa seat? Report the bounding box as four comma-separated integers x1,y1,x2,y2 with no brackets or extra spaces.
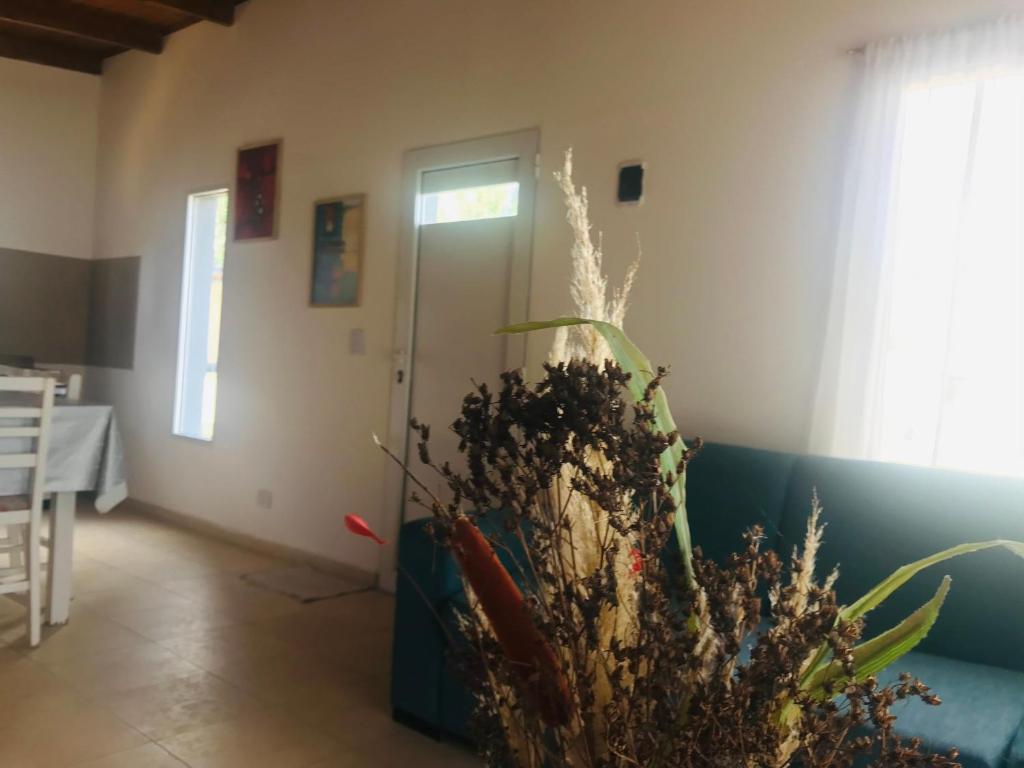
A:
879,652,1024,768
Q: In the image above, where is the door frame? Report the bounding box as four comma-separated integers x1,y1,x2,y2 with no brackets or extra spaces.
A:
378,128,540,590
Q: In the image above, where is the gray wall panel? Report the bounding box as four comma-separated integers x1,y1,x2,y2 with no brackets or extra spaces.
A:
0,249,139,369
86,256,139,369
0,247,90,365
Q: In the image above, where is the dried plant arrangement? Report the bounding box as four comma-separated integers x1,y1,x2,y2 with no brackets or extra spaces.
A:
351,151,1024,768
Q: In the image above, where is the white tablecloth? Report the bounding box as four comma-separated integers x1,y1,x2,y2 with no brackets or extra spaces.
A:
0,400,128,512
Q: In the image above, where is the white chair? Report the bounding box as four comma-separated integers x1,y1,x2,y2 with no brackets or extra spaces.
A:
0,521,24,570
0,377,55,647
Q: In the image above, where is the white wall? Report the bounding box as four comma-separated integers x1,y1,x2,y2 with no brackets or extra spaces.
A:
89,0,1023,575
0,58,100,260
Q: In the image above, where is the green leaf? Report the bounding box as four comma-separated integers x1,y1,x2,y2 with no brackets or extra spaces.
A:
840,540,1024,623
496,317,695,587
804,576,951,697
799,539,1024,688
497,319,588,334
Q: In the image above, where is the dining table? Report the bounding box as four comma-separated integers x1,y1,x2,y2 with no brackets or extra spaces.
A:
0,396,128,624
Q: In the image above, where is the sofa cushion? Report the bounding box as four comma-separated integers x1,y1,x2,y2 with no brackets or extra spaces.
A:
781,455,1024,672
879,651,1024,768
686,441,798,563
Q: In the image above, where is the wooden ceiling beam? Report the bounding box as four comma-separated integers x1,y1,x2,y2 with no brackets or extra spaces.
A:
0,1,164,54
0,31,102,74
142,0,234,26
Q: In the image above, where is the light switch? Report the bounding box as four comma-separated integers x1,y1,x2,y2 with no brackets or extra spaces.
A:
349,328,366,355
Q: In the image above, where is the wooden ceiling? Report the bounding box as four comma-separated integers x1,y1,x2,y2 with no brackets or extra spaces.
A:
0,1,241,75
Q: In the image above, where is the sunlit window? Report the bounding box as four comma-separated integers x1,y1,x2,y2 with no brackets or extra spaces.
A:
418,182,519,225
876,71,1024,476
174,189,228,441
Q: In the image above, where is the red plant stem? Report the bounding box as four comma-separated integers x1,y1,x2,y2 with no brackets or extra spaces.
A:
451,517,572,727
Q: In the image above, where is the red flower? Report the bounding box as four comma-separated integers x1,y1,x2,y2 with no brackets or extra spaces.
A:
344,515,385,545
631,547,643,574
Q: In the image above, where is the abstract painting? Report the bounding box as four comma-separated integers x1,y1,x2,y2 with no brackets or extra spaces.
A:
234,140,281,241
310,194,365,307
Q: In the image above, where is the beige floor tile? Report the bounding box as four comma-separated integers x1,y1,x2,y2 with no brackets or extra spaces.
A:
74,584,196,619
158,709,343,768
0,651,76,716
22,611,153,665
158,624,297,672
196,648,354,705
42,640,205,695
159,574,303,622
300,756,361,768
171,543,283,575
74,539,165,563
71,554,108,575
93,670,266,741
67,743,188,767
279,670,390,722
100,557,223,585
0,696,148,768
158,573,250,601
106,602,245,642
4,509,476,767
299,590,395,631
72,568,160,598
0,597,33,649
299,700,406,752
312,724,479,768
254,606,394,667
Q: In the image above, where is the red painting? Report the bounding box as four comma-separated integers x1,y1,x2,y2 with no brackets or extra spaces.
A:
234,141,280,241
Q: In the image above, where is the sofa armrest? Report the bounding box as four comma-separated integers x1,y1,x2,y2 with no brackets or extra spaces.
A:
390,518,461,729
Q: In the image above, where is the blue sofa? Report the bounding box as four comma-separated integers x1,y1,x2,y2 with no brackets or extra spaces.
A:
391,442,1024,767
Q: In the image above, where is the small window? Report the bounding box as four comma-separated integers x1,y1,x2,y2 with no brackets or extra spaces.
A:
174,189,228,441
418,182,519,225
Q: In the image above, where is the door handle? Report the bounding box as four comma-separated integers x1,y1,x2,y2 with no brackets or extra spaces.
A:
393,349,408,386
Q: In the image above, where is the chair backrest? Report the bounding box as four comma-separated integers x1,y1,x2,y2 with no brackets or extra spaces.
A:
0,377,56,514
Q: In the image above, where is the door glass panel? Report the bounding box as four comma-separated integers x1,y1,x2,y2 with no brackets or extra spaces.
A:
418,181,519,225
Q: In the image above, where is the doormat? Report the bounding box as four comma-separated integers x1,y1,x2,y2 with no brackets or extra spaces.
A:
241,565,372,603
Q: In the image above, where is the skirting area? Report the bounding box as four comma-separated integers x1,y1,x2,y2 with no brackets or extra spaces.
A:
127,498,377,591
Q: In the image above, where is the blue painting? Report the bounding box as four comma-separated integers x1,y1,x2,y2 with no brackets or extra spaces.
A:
311,195,364,307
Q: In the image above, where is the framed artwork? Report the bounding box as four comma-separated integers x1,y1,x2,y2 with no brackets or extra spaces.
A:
234,139,281,241
310,194,365,307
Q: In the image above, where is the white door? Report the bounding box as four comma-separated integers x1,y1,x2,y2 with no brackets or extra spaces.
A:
409,210,512,495
379,130,538,588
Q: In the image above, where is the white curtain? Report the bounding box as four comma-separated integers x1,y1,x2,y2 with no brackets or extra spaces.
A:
812,16,1024,476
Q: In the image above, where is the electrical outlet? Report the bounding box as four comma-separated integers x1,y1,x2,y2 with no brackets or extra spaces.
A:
256,489,273,509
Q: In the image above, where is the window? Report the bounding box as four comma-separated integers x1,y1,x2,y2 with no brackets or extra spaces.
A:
418,181,519,225
417,158,521,226
813,17,1024,477
876,72,1024,475
174,189,228,441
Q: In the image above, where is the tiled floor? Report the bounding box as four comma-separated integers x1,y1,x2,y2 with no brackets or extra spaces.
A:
0,504,479,768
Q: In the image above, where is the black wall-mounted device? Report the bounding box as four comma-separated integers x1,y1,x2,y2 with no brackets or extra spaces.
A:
617,162,645,204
